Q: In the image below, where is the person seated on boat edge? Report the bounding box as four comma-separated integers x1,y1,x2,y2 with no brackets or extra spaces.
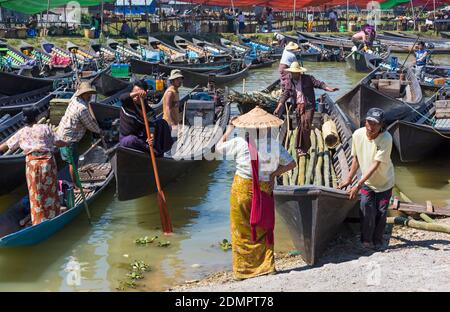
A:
338,108,395,251
352,24,376,51
162,70,184,138
273,32,286,48
119,80,173,156
413,41,429,80
216,108,296,281
278,42,300,91
0,107,68,226
57,81,103,192
0,197,31,237
273,62,338,157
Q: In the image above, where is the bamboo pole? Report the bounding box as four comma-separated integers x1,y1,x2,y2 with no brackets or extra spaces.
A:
387,217,450,234
419,213,435,223
313,128,323,186
305,130,316,184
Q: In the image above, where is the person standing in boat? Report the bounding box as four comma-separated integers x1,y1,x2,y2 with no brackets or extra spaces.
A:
278,41,300,90
162,70,184,137
0,107,67,225
274,62,339,156
57,82,102,190
216,107,296,280
119,80,173,156
413,41,429,79
352,24,376,51
339,108,395,250
274,32,286,48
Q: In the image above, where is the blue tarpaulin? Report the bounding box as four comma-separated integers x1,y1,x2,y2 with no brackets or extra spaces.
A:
114,0,156,14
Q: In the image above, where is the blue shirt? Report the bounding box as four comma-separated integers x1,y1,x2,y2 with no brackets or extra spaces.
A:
415,49,428,66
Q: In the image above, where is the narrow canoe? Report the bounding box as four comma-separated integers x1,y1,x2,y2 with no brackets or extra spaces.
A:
345,45,390,73
387,87,450,162
179,63,250,88
113,90,231,201
336,66,424,129
274,94,359,265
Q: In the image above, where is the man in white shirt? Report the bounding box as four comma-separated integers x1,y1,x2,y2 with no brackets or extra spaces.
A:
278,41,299,90
339,108,395,250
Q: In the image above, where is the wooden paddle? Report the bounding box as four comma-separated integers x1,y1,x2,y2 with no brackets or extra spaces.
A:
139,97,173,234
401,35,420,69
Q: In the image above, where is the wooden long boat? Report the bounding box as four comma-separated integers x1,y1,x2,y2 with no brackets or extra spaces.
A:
113,88,231,201
0,128,117,247
345,45,391,73
173,35,209,61
285,34,344,62
191,38,231,60
147,36,186,63
249,58,277,69
66,41,97,60
219,38,250,57
298,31,450,54
336,66,424,129
274,94,359,265
0,74,129,195
178,62,250,88
387,87,450,162
0,42,31,69
106,38,141,60
441,31,450,39
0,70,54,96
382,31,450,44
238,35,283,58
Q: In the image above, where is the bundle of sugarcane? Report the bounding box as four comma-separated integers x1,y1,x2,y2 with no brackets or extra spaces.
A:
281,126,338,189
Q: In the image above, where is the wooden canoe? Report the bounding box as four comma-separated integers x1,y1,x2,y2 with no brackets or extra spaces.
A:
191,37,232,60
274,94,359,265
147,36,186,63
249,58,277,69
0,76,130,195
0,140,116,247
219,38,250,57
113,89,231,201
345,45,390,73
178,63,250,88
336,66,424,129
387,87,450,162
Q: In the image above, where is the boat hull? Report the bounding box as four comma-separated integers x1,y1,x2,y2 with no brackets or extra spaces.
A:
388,120,450,162
274,186,358,265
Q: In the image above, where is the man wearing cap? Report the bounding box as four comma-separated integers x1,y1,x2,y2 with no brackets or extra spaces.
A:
57,81,102,188
274,61,338,156
339,108,395,250
278,41,300,90
162,69,184,135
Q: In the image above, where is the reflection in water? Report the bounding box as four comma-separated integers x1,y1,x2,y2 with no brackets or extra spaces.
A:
0,54,448,291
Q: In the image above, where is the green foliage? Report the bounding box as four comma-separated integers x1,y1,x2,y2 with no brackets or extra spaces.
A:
219,239,232,251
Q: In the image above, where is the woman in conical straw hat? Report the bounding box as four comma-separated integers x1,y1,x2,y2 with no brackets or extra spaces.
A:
216,107,296,280
278,41,300,91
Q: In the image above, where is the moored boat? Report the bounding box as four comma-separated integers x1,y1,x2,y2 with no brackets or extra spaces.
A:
274,94,359,265
336,66,424,129
345,44,390,73
113,88,231,201
178,62,249,88
387,87,450,162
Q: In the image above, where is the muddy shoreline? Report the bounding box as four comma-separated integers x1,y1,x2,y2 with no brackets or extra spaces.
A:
169,218,450,292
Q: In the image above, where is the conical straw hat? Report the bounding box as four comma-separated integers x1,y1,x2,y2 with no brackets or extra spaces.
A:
286,61,307,73
232,106,283,129
285,41,299,51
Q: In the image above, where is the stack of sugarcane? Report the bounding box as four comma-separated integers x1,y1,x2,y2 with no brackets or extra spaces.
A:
228,90,279,113
282,116,340,188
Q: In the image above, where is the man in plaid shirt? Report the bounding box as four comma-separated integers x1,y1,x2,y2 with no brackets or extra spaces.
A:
57,81,102,188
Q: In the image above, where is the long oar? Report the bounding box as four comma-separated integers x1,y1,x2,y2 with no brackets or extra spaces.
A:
401,35,420,69
67,146,92,224
139,97,173,234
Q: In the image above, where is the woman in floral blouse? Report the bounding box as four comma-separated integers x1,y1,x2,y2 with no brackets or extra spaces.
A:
0,107,67,225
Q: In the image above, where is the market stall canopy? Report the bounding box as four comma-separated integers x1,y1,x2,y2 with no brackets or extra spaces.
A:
0,0,116,15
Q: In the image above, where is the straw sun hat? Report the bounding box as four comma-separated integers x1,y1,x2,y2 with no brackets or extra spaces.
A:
168,69,184,80
75,81,97,97
232,106,283,129
285,41,300,51
286,61,307,74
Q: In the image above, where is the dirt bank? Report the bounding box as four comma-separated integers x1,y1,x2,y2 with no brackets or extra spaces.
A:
170,218,450,292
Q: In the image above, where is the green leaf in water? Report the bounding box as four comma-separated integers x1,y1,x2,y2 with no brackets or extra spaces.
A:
219,239,232,251
157,241,171,247
135,235,158,245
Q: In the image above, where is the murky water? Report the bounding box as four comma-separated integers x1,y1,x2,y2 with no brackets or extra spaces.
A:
0,54,448,291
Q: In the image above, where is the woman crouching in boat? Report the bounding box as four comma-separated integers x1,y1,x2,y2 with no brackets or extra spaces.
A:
216,107,296,280
0,107,67,225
